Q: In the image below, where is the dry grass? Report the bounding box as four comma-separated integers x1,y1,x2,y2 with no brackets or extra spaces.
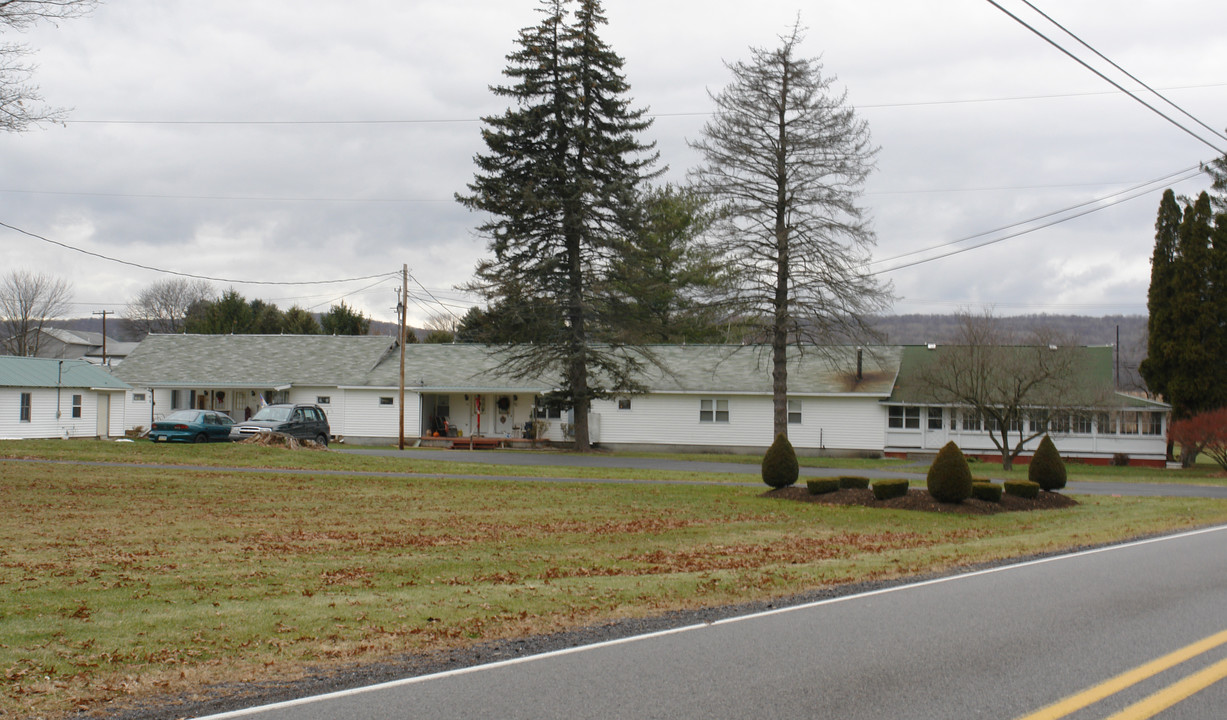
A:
3,443,1227,718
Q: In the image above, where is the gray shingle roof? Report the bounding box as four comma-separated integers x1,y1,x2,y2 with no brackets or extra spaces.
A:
111,334,398,388
0,356,130,390
109,336,903,397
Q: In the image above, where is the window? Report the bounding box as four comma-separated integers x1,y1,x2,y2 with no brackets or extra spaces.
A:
1142,412,1163,436
962,410,981,431
71,394,82,419
788,399,802,425
1007,414,1023,433
1119,412,1140,435
20,392,31,422
1029,410,1049,434
1096,412,1113,435
927,407,943,430
699,398,729,423
1073,414,1093,434
888,406,920,429
379,397,394,406
316,396,331,405
535,399,562,419
1050,413,1071,434
132,393,146,402
618,397,632,410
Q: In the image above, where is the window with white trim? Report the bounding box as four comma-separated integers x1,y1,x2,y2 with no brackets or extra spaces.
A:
1142,412,1163,436
71,394,82,419
617,397,632,410
379,397,394,407
787,399,802,424
1073,414,1093,434
962,410,981,431
20,392,31,422
699,398,729,423
889,406,920,429
927,407,943,430
316,396,331,405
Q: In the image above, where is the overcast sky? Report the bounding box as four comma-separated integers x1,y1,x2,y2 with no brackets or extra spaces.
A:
2,0,1224,329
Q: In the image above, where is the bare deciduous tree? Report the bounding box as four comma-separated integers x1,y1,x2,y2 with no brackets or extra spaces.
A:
0,0,97,132
689,21,891,438
124,278,214,336
0,269,73,356
914,310,1106,470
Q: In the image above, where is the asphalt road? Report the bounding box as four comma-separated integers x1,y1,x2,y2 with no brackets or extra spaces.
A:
200,525,1227,720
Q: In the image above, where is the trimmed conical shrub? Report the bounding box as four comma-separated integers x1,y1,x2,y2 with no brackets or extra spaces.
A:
927,441,973,503
762,433,800,489
1028,435,1067,491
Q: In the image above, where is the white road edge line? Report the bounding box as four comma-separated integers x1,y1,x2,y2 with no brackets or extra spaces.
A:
194,523,1227,719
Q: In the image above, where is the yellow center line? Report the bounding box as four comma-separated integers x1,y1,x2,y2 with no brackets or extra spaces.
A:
1013,629,1227,720
1103,655,1227,720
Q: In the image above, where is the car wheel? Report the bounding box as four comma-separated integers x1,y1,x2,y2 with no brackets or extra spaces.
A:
194,433,209,443
315,433,328,447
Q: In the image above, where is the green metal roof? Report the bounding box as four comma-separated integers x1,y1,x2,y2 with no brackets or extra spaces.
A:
886,344,1168,409
0,356,130,390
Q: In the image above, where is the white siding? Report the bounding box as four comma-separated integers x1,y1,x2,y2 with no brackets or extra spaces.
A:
594,394,886,452
338,389,421,439
0,388,108,439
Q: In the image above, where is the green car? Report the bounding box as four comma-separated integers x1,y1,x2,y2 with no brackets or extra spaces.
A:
149,409,235,443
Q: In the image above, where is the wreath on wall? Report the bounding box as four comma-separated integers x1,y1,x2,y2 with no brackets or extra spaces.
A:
497,396,511,412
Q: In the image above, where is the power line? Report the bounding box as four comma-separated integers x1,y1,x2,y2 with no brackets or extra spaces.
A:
984,0,1227,155
1015,0,1227,146
866,164,1204,269
52,82,1227,126
868,165,1205,275
0,220,398,287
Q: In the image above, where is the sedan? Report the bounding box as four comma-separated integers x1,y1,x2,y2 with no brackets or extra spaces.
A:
149,410,235,443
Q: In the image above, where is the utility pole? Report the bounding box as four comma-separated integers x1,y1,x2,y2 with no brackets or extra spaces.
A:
399,264,407,450
92,310,111,365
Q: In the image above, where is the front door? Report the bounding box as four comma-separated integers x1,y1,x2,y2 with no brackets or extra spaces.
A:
493,395,514,436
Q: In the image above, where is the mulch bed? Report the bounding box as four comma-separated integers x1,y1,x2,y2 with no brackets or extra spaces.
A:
764,486,1079,514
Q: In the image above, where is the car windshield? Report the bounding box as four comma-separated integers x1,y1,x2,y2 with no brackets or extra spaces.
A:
250,407,293,422
164,410,201,422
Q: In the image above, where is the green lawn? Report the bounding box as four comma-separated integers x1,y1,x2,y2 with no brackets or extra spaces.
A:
3,439,1227,718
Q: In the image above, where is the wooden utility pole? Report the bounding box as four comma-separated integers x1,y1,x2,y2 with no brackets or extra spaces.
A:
92,310,111,364
398,264,407,450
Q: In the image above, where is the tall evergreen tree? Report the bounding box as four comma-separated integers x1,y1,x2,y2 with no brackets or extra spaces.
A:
1140,190,1183,411
320,301,371,336
605,185,727,343
1166,192,1227,418
689,23,891,438
457,0,658,450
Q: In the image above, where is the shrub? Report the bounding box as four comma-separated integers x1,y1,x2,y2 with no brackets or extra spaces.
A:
761,433,800,488
1004,480,1040,499
806,478,840,495
1028,435,1067,491
872,479,909,500
926,441,973,503
971,481,1003,502
1111,453,1131,467
838,476,870,489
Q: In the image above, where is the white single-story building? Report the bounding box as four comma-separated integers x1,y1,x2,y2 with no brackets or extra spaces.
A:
0,356,131,439
882,344,1170,467
108,334,1170,465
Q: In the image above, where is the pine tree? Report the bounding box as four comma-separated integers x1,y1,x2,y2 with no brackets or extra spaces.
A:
1165,193,1224,421
457,0,658,450
689,22,890,438
1140,189,1183,459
